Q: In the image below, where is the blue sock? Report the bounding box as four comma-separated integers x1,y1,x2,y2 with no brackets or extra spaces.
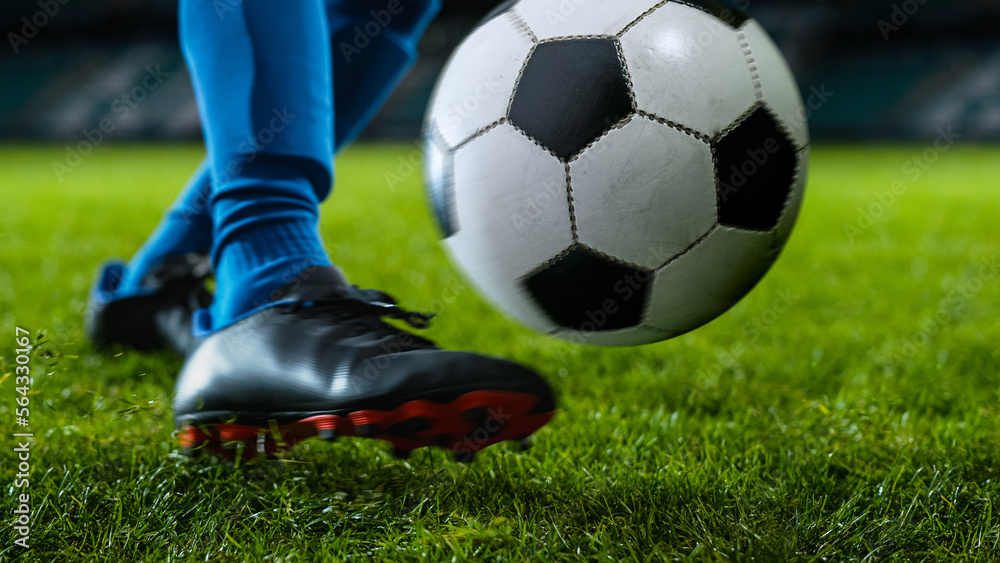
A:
209,157,332,325
120,160,212,292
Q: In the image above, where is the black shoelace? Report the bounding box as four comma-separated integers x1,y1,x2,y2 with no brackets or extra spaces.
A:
278,289,437,347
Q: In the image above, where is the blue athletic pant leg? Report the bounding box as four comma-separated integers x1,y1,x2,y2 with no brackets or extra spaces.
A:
124,0,438,307
180,0,334,195
328,0,441,151
122,158,213,291
180,0,334,330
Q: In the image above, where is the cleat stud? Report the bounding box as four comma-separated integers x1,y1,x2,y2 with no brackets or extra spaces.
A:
392,447,412,460
356,423,375,437
453,450,475,464
518,438,532,452
317,428,337,442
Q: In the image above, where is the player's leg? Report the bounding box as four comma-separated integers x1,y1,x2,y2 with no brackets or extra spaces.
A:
86,0,439,355
327,0,441,151
120,161,213,291
85,162,214,355
181,0,334,330
88,0,333,353
173,0,554,461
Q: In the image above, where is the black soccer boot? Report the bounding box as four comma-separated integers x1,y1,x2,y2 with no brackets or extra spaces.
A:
86,254,213,356
173,266,555,462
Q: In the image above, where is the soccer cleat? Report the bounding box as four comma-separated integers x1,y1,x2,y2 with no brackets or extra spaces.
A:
174,266,555,462
86,254,213,356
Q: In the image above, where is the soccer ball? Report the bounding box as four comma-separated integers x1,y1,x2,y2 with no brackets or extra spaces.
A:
422,0,808,346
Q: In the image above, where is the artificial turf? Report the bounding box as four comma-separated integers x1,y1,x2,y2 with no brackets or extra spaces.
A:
1,143,998,561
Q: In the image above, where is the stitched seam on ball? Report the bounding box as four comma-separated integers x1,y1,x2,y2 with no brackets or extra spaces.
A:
564,162,579,243
760,103,804,152
636,110,711,144
618,0,670,37
508,122,564,161
538,34,616,43
453,118,507,151
579,243,651,269
715,104,801,234
669,0,739,29
509,8,538,44
507,43,537,117
773,153,806,237
655,223,718,271
713,101,764,142
566,114,635,164
581,243,656,271
522,245,576,280
614,39,639,113
767,229,781,257
710,141,722,218
522,242,650,282
736,31,764,100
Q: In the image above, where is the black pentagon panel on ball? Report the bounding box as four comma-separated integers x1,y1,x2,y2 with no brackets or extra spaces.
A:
672,0,750,28
422,129,458,238
713,107,797,231
508,39,634,160
523,245,652,331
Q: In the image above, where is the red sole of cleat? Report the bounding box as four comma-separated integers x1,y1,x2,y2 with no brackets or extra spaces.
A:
178,390,554,462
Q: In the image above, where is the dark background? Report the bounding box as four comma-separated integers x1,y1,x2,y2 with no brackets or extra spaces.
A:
2,0,998,142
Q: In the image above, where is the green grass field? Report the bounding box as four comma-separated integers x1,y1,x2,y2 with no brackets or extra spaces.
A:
1,143,999,561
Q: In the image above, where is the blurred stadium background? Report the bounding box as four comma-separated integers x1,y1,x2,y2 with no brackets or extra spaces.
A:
1,0,998,143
